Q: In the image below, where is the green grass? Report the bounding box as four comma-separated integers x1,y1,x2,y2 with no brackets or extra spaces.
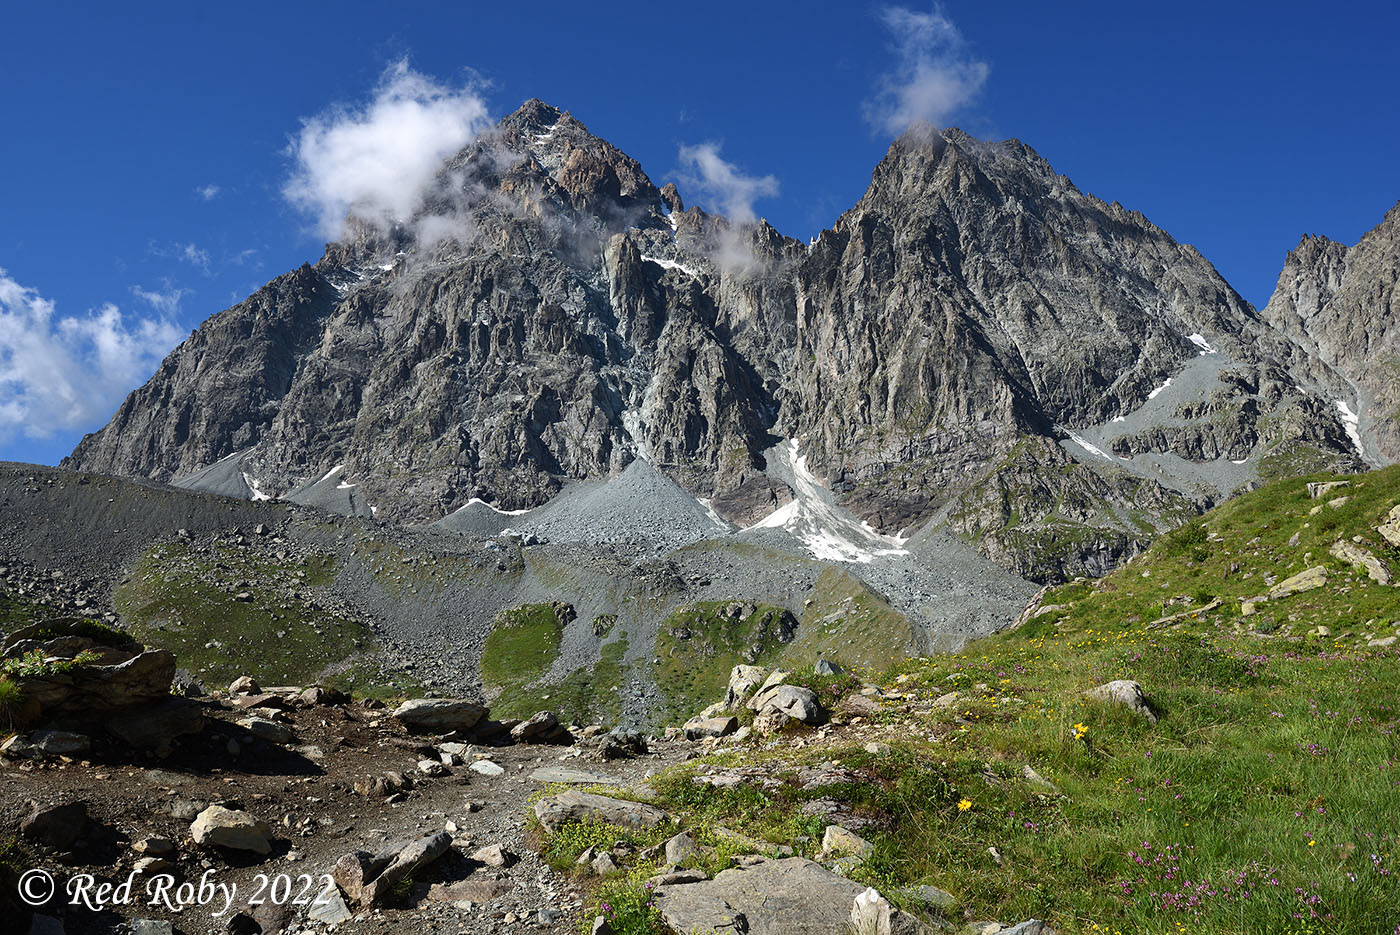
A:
785,567,920,672
490,635,630,723
114,540,418,696
480,603,566,702
652,601,796,726
537,465,1400,934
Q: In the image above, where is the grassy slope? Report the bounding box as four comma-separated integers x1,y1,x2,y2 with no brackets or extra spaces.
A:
651,601,795,726
542,467,1400,934
114,540,419,698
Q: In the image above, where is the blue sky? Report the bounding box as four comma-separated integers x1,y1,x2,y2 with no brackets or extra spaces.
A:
2,1,1397,467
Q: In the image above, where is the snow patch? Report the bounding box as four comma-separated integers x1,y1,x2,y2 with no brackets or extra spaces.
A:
241,473,273,501
1187,333,1217,355
461,497,532,517
1064,430,1122,464
640,254,701,278
317,464,344,485
336,480,357,490
746,438,909,564
1112,416,1126,423
1335,400,1365,457
1231,459,1249,465
1147,377,1174,400
696,498,732,530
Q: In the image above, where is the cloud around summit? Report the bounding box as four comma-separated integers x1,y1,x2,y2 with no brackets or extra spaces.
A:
675,142,779,225
865,4,988,135
283,60,492,241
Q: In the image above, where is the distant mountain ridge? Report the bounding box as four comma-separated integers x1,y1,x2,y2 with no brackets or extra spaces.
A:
64,101,1393,582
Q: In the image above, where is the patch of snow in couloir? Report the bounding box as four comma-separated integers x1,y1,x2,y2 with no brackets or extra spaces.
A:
641,254,701,278
1187,333,1217,355
747,438,909,564
1147,377,1174,400
241,473,273,501
1064,430,1123,464
1335,400,1364,457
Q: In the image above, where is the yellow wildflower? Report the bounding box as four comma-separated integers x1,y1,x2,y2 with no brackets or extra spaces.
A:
957,798,973,812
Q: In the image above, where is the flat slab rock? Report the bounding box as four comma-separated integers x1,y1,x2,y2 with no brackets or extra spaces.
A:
652,856,927,935
533,789,666,833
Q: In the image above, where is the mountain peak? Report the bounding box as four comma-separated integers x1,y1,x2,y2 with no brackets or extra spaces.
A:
503,98,565,133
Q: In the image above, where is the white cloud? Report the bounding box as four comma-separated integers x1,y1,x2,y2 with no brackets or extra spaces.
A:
130,283,189,316
675,142,779,225
151,241,211,274
283,60,492,240
866,5,988,135
196,184,221,200
0,269,183,441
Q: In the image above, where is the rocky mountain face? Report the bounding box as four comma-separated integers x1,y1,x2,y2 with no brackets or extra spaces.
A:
1259,203,1400,465
64,103,1386,582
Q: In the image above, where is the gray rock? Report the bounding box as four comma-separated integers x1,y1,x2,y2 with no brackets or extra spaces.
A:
20,801,88,850
469,844,515,867
29,731,90,756
511,710,569,744
1084,680,1157,723
237,716,293,745
748,683,824,724
822,825,873,859
683,716,738,740
533,790,668,833
652,857,927,935
724,665,768,709
664,831,699,865
391,698,486,733
305,887,353,925
1379,505,1400,548
189,805,272,854
468,760,504,777
1000,922,1058,935
1329,539,1392,585
814,659,845,676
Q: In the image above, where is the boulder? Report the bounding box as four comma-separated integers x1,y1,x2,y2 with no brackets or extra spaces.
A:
190,806,272,854
814,659,845,676
664,831,698,865
652,857,929,935
1084,680,1157,723
237,716,293,745
748,683,824,724
20,801,89,850
335,831,452,908
1266,565,1328,599
469,760,505,777
17,649,178,717
595,728,647,760
391,698,486,733
1330,540,1392,585
470,844,515,867
533,790,667,833
822,824,874,859
511,710,570,744
1379,505,1400,548
228,676,260,695
724,665,768,709
29,730,90,756
684,716,738,740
